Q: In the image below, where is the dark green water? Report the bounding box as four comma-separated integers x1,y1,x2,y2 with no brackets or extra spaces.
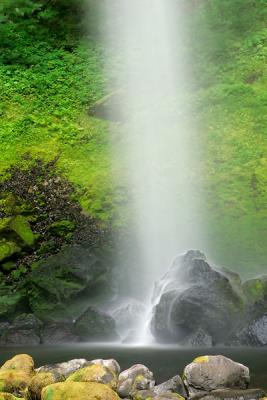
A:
0,345,266,390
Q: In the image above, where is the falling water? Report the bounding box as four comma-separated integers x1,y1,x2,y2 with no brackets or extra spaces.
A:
97,0,205,342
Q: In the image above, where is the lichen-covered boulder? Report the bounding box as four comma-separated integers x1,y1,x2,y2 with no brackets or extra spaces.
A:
134,391,184,400
0,394,24,400
1,355,34,376
26,372,62,400
0,370,31,397
118,365,155,397
41,382,120,400
66,364,117,390
36,359,91,379
183,355,250,395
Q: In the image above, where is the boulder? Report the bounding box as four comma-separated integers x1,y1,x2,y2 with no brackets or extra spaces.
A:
191,389,265,400
117,364,155,397
0,370,31,397
151,251,244,345
134,391,184,400
41,382,120,400
1,354,34,376
74,307,119,342
154,375,187,398
183,356,250,395
91,360,120,376
66,364,117,390
235,314,267,346
0,394,24,400
36,359,91,378
0,314,42,345
40,322,79,344
27,372,62,400
242,276,267,306
27,246,111,321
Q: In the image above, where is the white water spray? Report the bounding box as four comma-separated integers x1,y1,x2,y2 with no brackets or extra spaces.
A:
99,0,205,343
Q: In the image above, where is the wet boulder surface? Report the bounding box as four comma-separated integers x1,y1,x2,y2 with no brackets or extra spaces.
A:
151,250,267,347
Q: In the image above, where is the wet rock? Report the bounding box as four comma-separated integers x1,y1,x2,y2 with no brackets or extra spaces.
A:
151,251,244,345
66,364,117,390
235,314,267,346
74,307,119,342
0,314,42,345
27,246,111,321
0,354,34,397
118,364,155,397
41,381,120,400
182,329,213,348
134,391,184,400
183,355,250,395
191,389,265,400
40,322,79,344
154,375,187,398
36,359,91,378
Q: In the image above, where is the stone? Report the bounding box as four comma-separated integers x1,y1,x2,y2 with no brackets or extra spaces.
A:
74,307,119,342
27,245,111,321
1,354,34,376
191,389,266,400
66,364,117,390
151,251,244,345
183,355,250,395
118,364,155,397
41,382,120,400
36,359,91,378
0,314,42,345
236,314,267,346
0,394,24,400
0,370,31,397
91,360,120,376
27,372,62,400
154,375,187,398
40,322,79,344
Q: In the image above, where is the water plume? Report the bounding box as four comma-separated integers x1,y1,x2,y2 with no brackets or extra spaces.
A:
95,0,206,341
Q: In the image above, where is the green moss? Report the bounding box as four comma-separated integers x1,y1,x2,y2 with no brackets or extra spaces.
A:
0,240,21,262
9,216,35,246
0,218,12,232
49,220,75,238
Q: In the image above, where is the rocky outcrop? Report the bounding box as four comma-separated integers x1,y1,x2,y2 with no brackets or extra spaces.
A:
117,364,155,398
151,251,245,345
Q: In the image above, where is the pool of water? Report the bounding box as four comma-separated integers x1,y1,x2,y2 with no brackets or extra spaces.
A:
0,345,266,390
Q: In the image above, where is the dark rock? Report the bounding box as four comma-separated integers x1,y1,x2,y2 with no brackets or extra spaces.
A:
154,375,187,397
41,322,79,344
235,314,267,346
74,306,119,342
0,314,42,345
151,251,244,345
183,355,250,395
191,389,265,400
182,328,213,347
27,245,112,321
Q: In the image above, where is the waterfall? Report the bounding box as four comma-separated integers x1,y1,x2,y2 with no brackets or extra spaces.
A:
97,0,205,343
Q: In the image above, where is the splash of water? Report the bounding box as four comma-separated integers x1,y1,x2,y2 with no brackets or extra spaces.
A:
98,0,205,343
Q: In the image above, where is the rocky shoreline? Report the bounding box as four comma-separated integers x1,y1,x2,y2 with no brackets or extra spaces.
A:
0,353,265,400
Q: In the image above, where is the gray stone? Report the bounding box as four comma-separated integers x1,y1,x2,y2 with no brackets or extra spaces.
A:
183,355,250,395
36,359,91,378
118,364,155,397
91,359,121,375
154,375,187,397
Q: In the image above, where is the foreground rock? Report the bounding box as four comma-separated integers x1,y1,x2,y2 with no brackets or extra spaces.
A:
151,251,245,346
183,356,250,395
191,389,265,400
118,364,155,397
41,382,120,400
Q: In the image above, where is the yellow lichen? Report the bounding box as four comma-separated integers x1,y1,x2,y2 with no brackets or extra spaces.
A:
1,355,34,376
41,382,120,400
193,356,209,363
